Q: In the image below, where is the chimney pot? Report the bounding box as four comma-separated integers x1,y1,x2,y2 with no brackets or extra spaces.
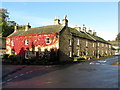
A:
54,16,60,25
25,23,31,31
74,25,81,32
62,15,68,26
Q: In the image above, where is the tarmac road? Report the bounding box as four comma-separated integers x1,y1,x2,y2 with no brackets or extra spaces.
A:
2,56,119,88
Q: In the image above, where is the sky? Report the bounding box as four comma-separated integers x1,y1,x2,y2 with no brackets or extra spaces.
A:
1,1,118,41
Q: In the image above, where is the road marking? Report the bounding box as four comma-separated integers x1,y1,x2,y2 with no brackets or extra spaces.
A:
20,74,24,76
26,72,29,74
101,64,106,65
90,62,94,64
7,78,12,82
14,76,18,78
98,60,106,63
95,63,100,64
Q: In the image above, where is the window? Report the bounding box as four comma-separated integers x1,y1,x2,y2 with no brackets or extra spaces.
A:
86,48,88,55
98,50,99,53
109,45,111,49
46,37,51,44
102,43,104,47
77,39,80,45
25,39,29,45
77,49,80,56
93,43,94,47
86,41,88,47
98,43,99,47
11,40,14,46
106,50,107,54
69,51,72,57
69,39,72,46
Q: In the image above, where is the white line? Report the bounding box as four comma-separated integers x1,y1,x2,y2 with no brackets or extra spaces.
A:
14,76,18,78
95,63,100,64
7,78,12,82
90,62,94,64
29,71,33,73
19,74,24,76
26,72,29,74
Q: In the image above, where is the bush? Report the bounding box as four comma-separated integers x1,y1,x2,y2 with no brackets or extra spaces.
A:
74,56,86,61
2,54,9,59
8,54,14,59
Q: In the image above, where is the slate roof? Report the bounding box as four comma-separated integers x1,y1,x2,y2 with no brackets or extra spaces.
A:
9,25,64,37
8,24,108,44
68,27,92,40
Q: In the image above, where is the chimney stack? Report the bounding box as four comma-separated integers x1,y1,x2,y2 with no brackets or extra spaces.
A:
25,23,31,31
54,16,60,25
93,30,97,36
74,25,81,32
62,15,68,26
88,28,92,34
82,24,86,32
14,23,18,32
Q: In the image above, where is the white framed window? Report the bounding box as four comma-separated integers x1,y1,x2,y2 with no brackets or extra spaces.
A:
86,41,88,47
98,50,99,53
109,45,111,49
25,39,29,45
69,51,72,57
98,43,99,47
46,37,51,44
106,50,107,53
11,40,14,46
77,39,80,45
69,39,72,46
102,43,104,47
93,42,94,47
77,49,80,56
86,48,88,55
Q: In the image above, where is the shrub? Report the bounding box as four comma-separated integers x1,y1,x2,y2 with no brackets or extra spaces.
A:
74,56,86,61
8,54,14,59
2,54,9,59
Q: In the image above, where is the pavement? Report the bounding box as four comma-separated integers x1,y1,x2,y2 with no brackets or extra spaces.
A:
2,65,26,79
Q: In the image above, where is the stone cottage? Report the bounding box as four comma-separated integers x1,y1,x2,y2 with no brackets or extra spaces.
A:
6,16,113,62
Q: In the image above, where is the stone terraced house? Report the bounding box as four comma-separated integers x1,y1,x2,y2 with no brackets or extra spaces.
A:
6,16,113,62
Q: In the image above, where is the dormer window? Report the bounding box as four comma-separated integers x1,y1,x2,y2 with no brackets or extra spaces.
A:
11,40,14,46
25,39,29,45
46,37,51,44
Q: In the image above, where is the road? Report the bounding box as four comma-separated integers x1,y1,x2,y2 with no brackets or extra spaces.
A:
2,56,119,88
